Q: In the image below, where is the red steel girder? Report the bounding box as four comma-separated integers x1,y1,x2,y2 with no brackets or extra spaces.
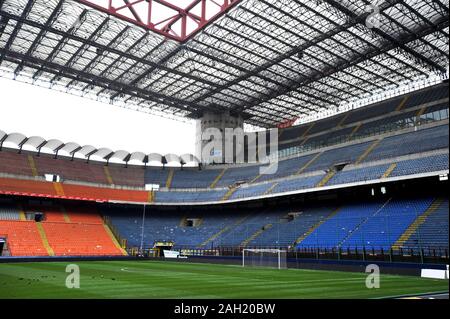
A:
74,0,242,42
277,117,298,129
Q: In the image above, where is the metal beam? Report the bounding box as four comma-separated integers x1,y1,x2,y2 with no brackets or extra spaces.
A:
73,0,242,42
0,0,34,65
0,47,210,114
323,0,447,74
236,13,449,114
13,0,64,76
0,9,232,113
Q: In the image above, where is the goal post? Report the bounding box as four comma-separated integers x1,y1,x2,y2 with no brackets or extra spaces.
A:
242,249,287,269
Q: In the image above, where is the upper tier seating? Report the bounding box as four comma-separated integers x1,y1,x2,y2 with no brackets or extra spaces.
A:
144,168,170,186
0,177,150,203
0,177,57,196
390,153,449,177
230,183,275,200
0,151,33,176
329,153,449,185
306,142,373,172
271,174,325,194
257,153,318,182
353,110,418,139
301,127,355,150
170,168,222,189
33,155,108,185
328,164,391,185
61,184,149,202
154,189,227,203
402,84,449,109
215,165,261,187
1,124,448,204
107,165,145,187
277,82,448,146
364,125,449,162
279,103,448,153
343,97,403,125
0,83,448,203
279,124,310,141
307,114,346,135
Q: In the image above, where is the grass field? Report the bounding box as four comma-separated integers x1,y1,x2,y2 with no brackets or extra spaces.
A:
0,261,448,299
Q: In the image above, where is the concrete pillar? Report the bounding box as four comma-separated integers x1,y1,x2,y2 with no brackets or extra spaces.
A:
195,111,244,164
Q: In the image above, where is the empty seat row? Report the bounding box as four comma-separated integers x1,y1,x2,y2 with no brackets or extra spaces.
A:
298,198,435,251
42,222,123,256
0,207,123,257
0,220,48,256
103,197,448,255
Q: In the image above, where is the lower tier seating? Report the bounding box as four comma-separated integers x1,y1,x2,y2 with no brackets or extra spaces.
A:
298,198,434,250
247,206,338,247
104,197,448,255
0,207,124,257
104,207,245,248
0,220,48,256
403,199,449,250
42,222,123,256
66,206,104,224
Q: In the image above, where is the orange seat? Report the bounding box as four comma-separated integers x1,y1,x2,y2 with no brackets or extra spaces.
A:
0,177,57,196
0,177,149,203
43,209,66,222
42,222,123,256
66,205,104,224
62,184,149,202
0,208,123,257
0,220,48,256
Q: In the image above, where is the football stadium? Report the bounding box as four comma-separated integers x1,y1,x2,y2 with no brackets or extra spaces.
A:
0,0,449,303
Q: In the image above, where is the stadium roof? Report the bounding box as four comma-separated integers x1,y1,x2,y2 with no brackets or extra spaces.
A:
0,0,448,128
0,129,200,166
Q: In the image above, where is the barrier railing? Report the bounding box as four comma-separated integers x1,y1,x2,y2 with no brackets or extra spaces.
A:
124,245,449,264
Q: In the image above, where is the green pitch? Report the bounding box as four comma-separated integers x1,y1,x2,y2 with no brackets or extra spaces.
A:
0,260,447,299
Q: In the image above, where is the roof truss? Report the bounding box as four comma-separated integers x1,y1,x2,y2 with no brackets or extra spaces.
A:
0,0,448,128
73,0,242,42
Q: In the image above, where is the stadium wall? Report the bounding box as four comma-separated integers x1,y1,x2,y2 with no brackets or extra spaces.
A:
0,254,446,277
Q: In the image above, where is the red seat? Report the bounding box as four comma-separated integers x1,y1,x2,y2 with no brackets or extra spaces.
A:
43,222,123,256
0,220,48,256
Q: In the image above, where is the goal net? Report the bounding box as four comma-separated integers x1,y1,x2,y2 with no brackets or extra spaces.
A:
242,249,287,269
